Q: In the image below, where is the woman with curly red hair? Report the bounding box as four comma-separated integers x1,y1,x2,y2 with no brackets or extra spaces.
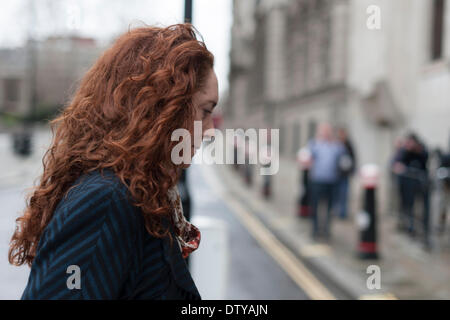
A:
8,23,218,300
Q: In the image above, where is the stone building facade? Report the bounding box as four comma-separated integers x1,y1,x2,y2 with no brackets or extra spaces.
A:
227,0,450,171
0,36,103,118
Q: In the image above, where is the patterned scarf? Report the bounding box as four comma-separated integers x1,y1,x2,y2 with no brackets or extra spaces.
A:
167,185,201,259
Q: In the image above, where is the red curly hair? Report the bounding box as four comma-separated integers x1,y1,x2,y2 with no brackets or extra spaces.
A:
9,24,214,266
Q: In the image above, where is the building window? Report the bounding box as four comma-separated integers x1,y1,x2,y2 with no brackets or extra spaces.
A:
285,1,308,98
4,78,20,102
431,0,445,61
285,0,332,94
250,12,267,105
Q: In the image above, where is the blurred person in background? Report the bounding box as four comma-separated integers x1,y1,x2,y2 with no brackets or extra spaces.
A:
334,127,357,220
434,145,450,235
9,24,218,300
392,133,430,246
389,137,406,219
178,170,192,222
307,123,345,240
296,147,313,218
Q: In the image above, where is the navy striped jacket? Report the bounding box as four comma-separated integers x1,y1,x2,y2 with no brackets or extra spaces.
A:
21,169,201,300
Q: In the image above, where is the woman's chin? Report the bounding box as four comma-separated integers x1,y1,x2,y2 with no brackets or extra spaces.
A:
181,162,192,169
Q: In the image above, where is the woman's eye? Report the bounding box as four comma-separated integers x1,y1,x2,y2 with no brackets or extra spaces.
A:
203,109,212,118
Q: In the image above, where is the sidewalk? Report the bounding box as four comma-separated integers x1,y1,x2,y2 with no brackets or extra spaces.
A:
211,158,450,299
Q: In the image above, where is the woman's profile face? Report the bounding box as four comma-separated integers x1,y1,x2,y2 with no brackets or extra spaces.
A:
191,68,219,155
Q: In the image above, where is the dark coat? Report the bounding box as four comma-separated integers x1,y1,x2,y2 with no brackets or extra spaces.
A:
21,169,201,300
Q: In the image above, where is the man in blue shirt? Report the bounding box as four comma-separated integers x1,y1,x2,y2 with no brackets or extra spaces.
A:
307,123,346,240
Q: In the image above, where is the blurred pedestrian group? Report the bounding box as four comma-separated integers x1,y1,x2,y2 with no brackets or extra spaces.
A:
296,125,450,248
390,132,450,248
231,121,449,250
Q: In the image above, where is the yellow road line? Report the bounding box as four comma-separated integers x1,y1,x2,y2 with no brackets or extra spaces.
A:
299,244,332,258
358,293,398,300
224,194,336,300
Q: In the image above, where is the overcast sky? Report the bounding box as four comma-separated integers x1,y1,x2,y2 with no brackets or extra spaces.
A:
0,0,232,94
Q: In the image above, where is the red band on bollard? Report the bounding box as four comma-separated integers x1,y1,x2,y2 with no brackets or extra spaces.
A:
359,242,377,253
299,205,310,217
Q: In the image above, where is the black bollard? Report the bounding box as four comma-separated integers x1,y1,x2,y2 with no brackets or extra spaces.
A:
12,130,33,157
244,163,252,186
298,168,311,218
357,164,379,259
262,170,271,199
